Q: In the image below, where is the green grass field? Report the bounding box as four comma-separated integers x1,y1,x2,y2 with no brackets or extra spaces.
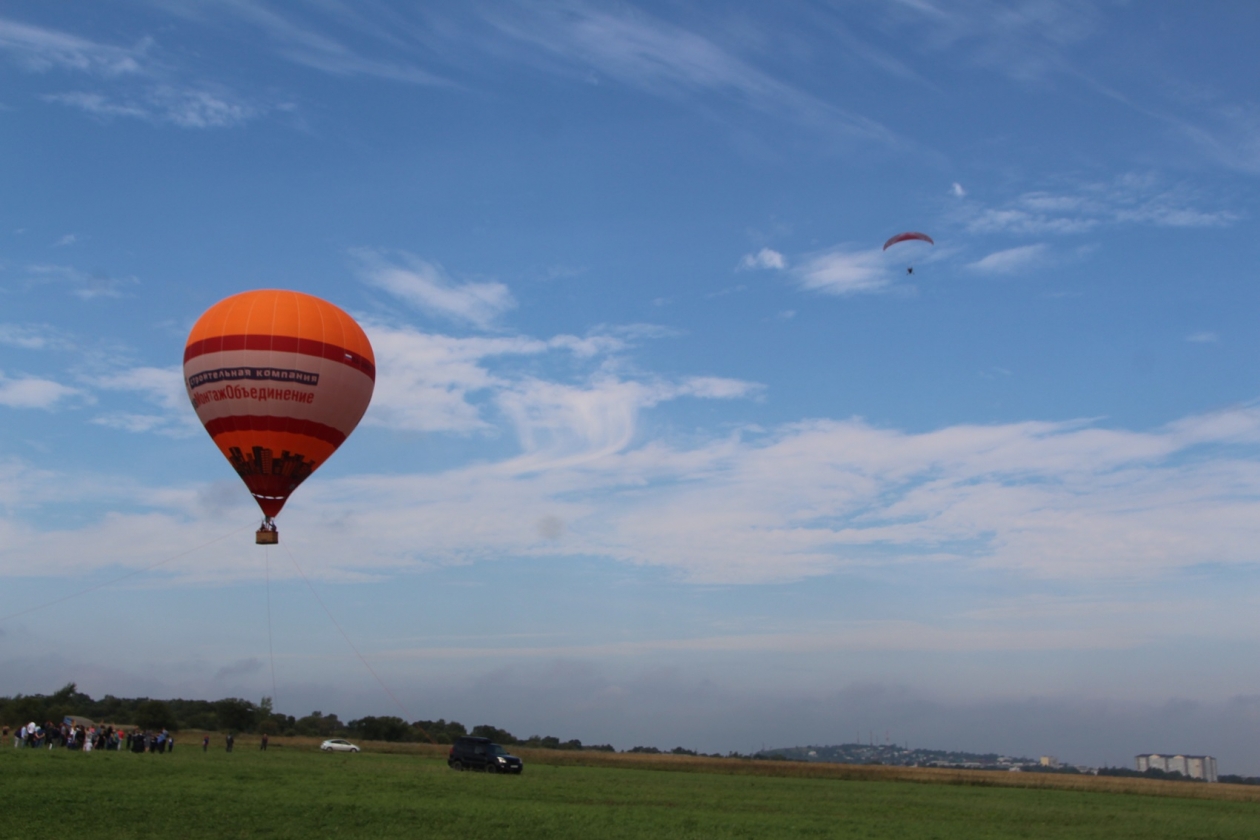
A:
3,742,1258,838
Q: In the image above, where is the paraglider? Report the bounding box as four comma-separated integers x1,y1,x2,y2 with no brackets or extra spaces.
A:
183,290,375,543
882,231,934,250
883,231,934,275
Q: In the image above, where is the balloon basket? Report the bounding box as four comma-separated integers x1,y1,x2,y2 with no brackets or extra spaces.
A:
256,529,279,545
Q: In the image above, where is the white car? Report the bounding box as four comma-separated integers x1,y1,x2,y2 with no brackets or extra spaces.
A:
320,739,361,753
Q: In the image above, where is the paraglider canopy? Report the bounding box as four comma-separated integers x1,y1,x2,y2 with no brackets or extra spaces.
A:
883,231,934,250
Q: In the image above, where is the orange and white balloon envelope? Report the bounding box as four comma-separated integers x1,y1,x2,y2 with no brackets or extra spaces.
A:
184,290,375,518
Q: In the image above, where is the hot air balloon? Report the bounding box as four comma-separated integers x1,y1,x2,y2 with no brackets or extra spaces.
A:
184,290,375,544
883,231,934,274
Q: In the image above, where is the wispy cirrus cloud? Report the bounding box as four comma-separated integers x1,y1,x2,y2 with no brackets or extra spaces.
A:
163,0,448,86
877,0,1101,82
0,323,71,351
356,250,515,329
41,91,146,119
968,243,1048,275
144,2,896,143
0,15,259,128
0,17,146,76
1177,100,1260,175
961,174,1237,236
22,264,138,300
479,2,896,143
44,83,256,128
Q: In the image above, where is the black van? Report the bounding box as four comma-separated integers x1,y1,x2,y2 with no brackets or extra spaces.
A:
447,736,524,774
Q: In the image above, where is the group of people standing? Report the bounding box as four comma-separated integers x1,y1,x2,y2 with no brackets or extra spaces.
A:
5,722,174,753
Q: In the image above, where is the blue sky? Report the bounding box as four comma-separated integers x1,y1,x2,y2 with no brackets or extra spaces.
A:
3,1,1260,770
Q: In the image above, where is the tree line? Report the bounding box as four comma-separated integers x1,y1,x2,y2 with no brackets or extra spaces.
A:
0,684,614,750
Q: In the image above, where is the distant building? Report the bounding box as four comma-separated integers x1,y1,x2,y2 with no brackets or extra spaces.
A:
1136,754,1218,782
1039,756,1059,768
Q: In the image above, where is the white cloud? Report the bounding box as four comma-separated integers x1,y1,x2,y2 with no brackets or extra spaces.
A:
0,17,145,76
54,234,77,247
496,373,759,469
480,3,895,143
12,403,1260,589
0,323,68,350
92,365,199,437
951,182,966,197
677,376,761,401
498,377,660,465
1186,332,1219,344
962,174,1236,235
356,250,515,328
14,402,1260,589
968,243,1048,274
739,248,786,270
92,413,176,434
43,91,147,120
167,0,447,86
0,17,259,129
362,324,536,434
24,264,138,300
794,247,891,295
360,320,704,437
1180,101,1260,175
879,0,1101,82
44,85,255,129
0,371,81,409
147,85,255,128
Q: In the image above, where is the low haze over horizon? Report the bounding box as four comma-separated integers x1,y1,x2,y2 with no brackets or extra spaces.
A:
2,2,1259,773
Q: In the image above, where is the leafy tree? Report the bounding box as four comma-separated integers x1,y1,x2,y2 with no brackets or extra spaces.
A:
520,735,590,750
215,698,259,733
411,719,466,744
348,715,410,742
136,700,176,731
470,724,516,744
1221,774,1260,785
523,735,562,749
294,711,342,737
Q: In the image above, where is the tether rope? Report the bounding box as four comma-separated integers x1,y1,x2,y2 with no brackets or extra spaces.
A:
265,545,278,707
282,543,437,744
